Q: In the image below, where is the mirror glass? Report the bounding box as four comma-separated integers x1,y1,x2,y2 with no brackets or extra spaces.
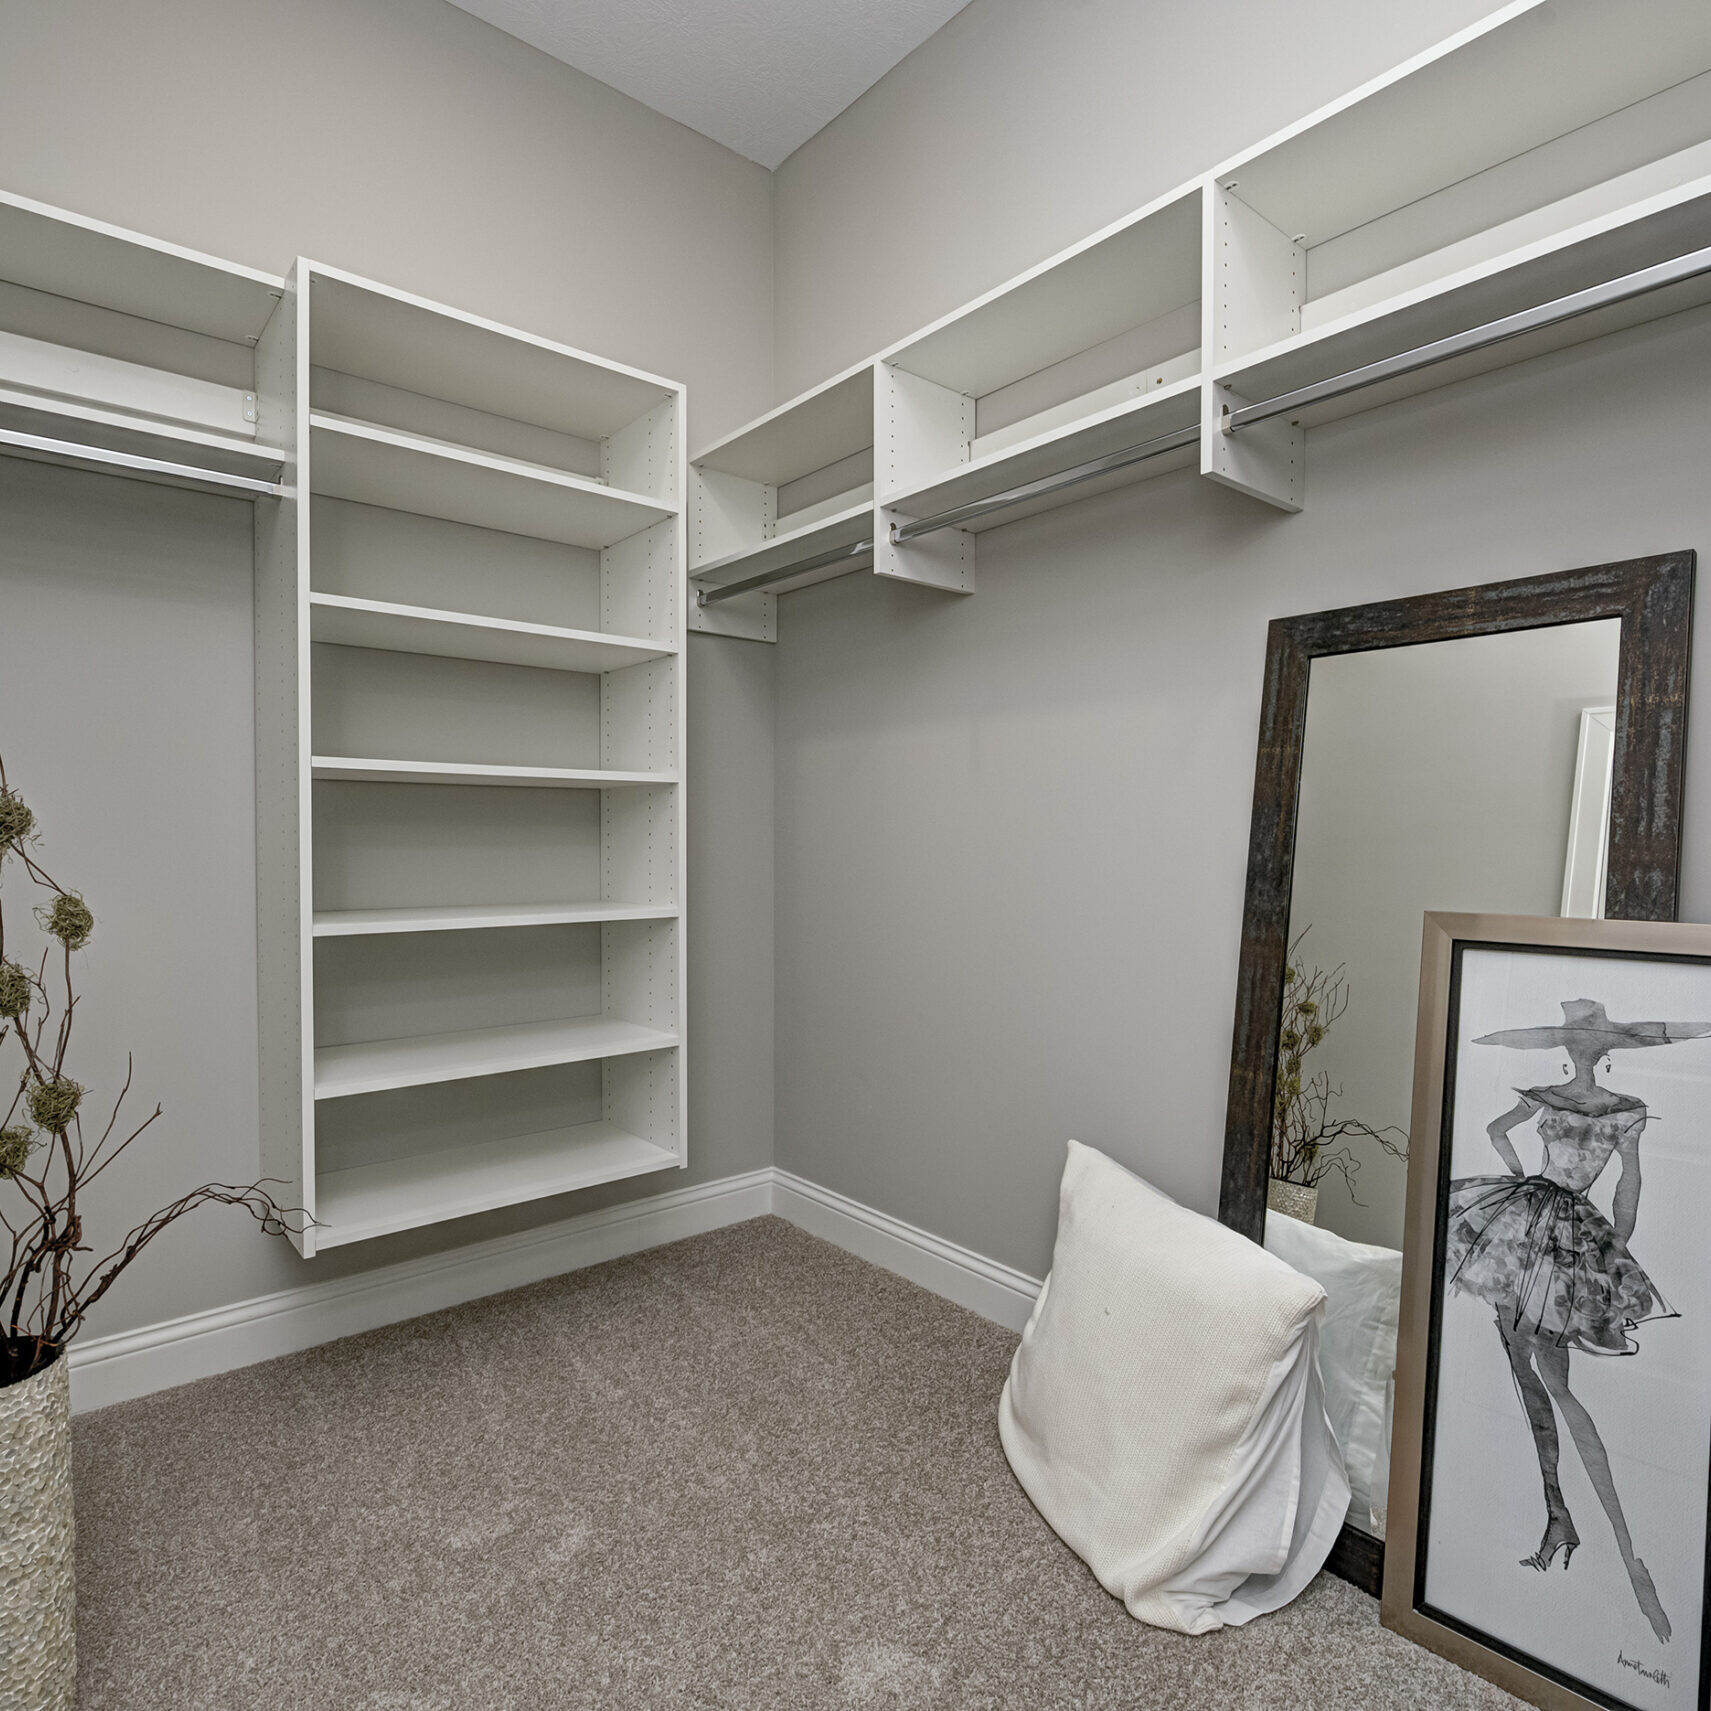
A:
1271,617,1622,1538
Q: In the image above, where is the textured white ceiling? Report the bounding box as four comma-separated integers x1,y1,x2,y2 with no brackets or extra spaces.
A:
446,0,974,168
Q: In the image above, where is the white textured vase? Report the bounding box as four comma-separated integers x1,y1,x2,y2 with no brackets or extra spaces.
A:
1266,1177,1319,1226
0,1350,75,1711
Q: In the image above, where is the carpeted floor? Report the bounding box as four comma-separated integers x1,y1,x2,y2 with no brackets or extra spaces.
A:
73,1216,1521,1709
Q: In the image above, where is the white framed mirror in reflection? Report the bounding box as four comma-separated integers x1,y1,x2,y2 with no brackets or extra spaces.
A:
1218,552,1696,1595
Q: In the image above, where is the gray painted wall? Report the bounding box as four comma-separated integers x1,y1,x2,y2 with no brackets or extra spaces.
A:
0,0,776,1335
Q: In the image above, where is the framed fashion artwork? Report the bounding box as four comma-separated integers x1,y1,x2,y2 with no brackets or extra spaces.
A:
1384,913,1711,1711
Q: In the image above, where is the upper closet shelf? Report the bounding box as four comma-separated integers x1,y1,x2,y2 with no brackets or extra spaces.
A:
689,501,872,591
311,756,675,789
1217,176,1711,425
691,362,873,487
308,593,674,674
883,188,1201,400
880,377,1200,530
0,389,283,481
0,190,283,344
1207,0,1711,427
308,263,678,443
308,413,675,548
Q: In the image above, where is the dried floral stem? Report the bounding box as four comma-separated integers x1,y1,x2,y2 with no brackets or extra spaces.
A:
1271,929,1408,1201
0,754,307,1387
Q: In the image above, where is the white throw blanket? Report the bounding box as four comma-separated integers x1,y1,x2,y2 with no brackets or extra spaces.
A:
999,1141,1350,1634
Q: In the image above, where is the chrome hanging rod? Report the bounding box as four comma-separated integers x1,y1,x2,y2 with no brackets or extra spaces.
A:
0,427,285,497
695,535,874,605
1227,241,1711,433
890,423,1200,545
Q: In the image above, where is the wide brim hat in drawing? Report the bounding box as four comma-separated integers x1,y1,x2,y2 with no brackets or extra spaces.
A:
1474,998,1711,1052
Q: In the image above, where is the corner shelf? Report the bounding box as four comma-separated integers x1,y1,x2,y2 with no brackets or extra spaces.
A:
314,1015,679,1100
308,593,674,674
313,1120,678,1248
688,362,877,640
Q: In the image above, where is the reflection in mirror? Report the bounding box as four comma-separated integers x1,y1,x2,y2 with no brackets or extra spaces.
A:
1287,621,1621,1247
1270,619,1622,1546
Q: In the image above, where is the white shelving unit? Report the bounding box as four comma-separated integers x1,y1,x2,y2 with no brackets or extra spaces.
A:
879,186,1201,587
689,0,1711,632
687,361,875,641
257,261,687,1255
0,190,288,497
1202,0,1711,509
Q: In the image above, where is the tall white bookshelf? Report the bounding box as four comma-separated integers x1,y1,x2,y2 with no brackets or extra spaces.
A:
257,262,686,1255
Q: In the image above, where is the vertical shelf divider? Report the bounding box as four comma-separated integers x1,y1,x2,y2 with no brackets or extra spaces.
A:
874,363,976,592
1201,180,1305,512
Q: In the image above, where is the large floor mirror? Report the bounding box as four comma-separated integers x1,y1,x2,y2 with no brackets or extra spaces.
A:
1219,551,1695,1594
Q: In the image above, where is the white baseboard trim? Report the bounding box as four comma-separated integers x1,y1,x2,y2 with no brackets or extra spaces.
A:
771,1169,1043,1333
68,1164,1043,1413
69,1167,774,1414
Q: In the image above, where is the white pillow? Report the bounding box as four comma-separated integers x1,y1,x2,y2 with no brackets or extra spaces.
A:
999,1141,1349,1634
1262,1212,1402,1537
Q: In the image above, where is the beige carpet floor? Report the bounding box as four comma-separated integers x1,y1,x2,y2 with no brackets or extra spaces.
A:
72,1216,1521,1709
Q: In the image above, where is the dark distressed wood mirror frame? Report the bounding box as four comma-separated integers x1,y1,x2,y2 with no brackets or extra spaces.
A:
1218,549,1696,1597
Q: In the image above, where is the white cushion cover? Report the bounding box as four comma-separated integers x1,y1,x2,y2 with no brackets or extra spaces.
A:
1263,1211,1402,1537
998,1141,1350,1634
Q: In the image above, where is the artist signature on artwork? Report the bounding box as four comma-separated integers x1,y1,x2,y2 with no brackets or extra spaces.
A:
1619,1650,1670,1687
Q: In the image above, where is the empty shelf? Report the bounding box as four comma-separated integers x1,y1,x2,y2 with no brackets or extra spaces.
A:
690,363,874,487
308,264,679,443
0,190,285,345
308,593,674,673
313,1119,679,1246
311,756,675,789
690,501,873,588
315,1015,679,1100
312,901,678,936
880,378,1201,530
0,389,284,482
1216,178,1711,426
886,189,1201,400
308,412,675,548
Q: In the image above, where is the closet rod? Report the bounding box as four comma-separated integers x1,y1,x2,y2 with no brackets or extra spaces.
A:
889,423,1200,545
0,428,285,497
1227,241,1711,433
695,535,874,605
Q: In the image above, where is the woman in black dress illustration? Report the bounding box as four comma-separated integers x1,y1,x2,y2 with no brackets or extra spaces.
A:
1446,999,1710,1647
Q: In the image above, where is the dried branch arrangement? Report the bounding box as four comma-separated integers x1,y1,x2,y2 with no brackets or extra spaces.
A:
1,759,300,1388
1271,930,1408,1201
